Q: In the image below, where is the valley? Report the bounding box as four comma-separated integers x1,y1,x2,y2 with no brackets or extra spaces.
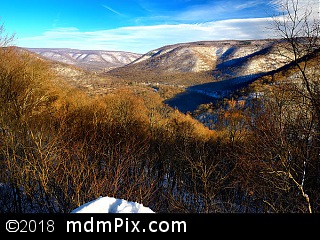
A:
2,0,320,215
2,35,319,214
27,39,296,113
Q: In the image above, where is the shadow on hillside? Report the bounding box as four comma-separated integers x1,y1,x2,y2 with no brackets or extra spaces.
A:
164,44,279,113
164,42,316,114
164,73,263,113
164,91,218,114
216,45,273,70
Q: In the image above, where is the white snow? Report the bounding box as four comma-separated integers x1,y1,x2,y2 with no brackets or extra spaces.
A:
71,196,155,213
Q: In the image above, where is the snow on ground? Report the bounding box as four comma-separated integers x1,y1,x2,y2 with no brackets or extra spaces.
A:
71,196,155,213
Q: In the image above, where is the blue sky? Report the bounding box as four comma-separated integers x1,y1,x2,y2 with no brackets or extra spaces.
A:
0,0,318,53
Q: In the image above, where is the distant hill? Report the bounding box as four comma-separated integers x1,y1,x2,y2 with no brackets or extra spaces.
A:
114,39,289,74
26,48,142,72
107,39,292,86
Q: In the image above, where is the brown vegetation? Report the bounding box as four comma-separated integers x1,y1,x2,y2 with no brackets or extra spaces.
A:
0,0,319,213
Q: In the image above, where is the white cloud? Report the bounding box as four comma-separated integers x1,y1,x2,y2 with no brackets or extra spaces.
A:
235,1,264,10
173,1,240,22
270,0,319,17
15,17,278,54
268,0,319,38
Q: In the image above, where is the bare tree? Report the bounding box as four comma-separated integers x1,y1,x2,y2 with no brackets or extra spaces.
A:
269,0,320,213
0,19,15,47
272,0,320,117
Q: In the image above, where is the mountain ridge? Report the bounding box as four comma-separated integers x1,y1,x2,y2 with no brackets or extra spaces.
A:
126,39,281,74
106,38,292,87
26,47,142,72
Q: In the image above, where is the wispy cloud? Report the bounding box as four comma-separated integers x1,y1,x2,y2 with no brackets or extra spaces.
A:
269,0,319,15
8,0,319,55
102,4,125,17
138,0,272,23
16,17,277,54
235,0,264,10
174,1,235,22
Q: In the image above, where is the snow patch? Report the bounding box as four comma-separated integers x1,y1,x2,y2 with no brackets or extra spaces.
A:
71,196,155,213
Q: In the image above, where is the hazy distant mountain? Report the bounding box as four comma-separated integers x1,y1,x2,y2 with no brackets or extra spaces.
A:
26,48,142,72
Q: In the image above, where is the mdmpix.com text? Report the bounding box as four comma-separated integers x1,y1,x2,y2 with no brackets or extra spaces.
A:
66,216,187,233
